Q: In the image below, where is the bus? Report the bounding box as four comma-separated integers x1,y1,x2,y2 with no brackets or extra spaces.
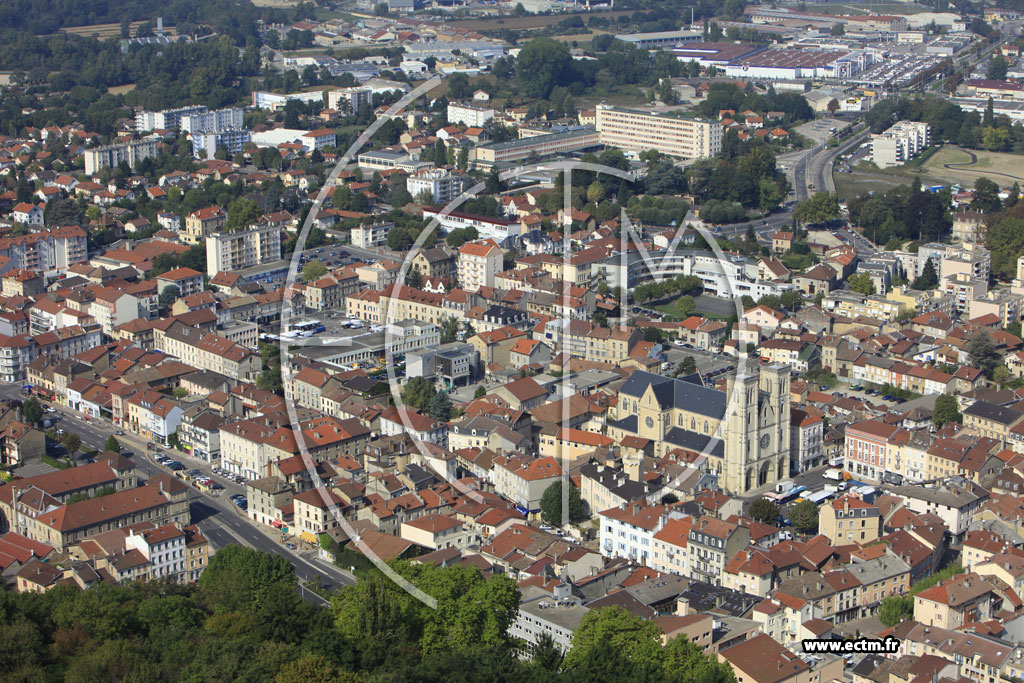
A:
289,320,326,335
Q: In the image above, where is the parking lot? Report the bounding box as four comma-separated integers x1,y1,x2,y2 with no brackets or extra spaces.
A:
853,54,937,89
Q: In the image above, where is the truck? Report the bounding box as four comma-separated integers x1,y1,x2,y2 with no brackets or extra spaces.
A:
823,468,844,481
776,480,796,494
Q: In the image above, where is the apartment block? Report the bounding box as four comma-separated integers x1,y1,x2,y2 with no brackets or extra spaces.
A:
192,129,251,160
871,120,930,169
135,105,208,131
351,222,394,249
447,102,495,127
84,139,160,175
458,239,503,292
206,225,283,275
327,86,372,114
595,104,722,158
179,107,245,134
407,169,466,204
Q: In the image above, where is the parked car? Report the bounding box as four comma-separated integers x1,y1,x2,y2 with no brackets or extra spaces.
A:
146,442,157,450
115,430,125,436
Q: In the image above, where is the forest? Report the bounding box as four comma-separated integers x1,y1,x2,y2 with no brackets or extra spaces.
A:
0,0,293,41
0,545,736,683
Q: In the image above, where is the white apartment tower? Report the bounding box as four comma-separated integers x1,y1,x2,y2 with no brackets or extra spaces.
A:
84,139,161,175
407,169,466,204
595,104,723,159
205,225,283,275
871,121,930,169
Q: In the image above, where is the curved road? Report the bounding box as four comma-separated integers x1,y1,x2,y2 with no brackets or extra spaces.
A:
943,147,1024,182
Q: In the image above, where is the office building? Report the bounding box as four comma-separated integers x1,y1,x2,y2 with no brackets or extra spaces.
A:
251,90,325,111
871,121,930,169
595,104,722,159
84,139,161,175
206,225,283,275
473,128,601,166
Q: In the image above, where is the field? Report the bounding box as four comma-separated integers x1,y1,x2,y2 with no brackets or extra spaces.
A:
61,21,176,40
834,168,930,199
107,84,137,95
920,145,1024,186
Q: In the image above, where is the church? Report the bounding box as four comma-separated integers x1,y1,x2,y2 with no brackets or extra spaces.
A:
607,363,792,495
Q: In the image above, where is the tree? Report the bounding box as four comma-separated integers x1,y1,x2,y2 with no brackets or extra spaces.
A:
158,285,181,309
566,607,663,673
104,436,121,453
474,386,487,399
878,595,914,627
794,192,841,225
643,327,665,343
405,269,424,289
21,397,42,426
428,390,452,421
256,363,283,395
225,198,260,232
680,356,697,374
912,257,938,290
972,177,1002,213
830,23,845,36
967,331,1000,378
987,54,1009,80
789,499,819,533
933,393,962,428
302,260,328,282
439,315,460,344
515,38,574,99
847,272,876,295
197,544,296,614
401,377,436,412
531,632,563,672
826,98,840,114
749,498,781,525
62,432,82,463
540,480,585,526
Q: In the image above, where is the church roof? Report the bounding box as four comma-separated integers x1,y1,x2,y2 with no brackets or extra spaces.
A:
619,370,726,419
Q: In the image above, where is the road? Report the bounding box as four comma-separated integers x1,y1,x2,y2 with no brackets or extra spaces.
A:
3,386,354,602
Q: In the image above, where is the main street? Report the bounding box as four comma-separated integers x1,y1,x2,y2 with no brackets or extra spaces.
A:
0,385,354,601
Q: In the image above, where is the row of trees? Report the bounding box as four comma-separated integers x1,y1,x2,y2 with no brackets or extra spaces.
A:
0,544,737,681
